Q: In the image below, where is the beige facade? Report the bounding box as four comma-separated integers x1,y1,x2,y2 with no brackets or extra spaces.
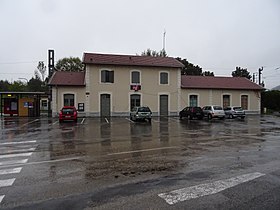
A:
181,89,261,114
49,53,262,117
52,86,86,115
84,65,181,117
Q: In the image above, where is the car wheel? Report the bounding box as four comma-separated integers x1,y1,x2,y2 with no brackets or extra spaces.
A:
207,114,212,120
241,116,245,119
179,114,182,120
148,118,152,123
59,119,63,123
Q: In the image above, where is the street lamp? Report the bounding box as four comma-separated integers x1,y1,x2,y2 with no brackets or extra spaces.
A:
18,78,28,83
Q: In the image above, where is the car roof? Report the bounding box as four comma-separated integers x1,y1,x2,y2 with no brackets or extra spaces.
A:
62,106,76,109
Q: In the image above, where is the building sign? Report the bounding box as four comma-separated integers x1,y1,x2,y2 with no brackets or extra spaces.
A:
130,85,141,91
78,103,84,112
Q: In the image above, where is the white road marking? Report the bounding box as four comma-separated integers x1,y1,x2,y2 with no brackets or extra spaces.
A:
0,148,36,154
0,152,32,159
158,172,265,205
0,195,4,203
107,146,180,156
125,118,134,123
0,140,36,146
0,178,16,188
53,120,59,125
0,167,22,175
105,118,109,123
20,119,39,127
81,118,85,124
0,159,28,166
0,156,83,169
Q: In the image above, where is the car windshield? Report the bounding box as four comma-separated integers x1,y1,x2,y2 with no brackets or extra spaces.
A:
62,108,74,114
213,106,223,110
233,107,243,111
138,107,151,112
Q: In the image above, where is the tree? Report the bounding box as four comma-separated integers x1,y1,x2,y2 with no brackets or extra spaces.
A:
27,75,47,92
176,57,200,75
35,61,47,82
203,71,215,76
55,57,84,72
141,49,167,57
11,81,28,91
262,90,280,111
0,80,11,91
232,67,252,80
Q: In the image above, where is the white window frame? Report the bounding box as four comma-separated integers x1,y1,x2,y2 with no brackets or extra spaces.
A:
159,71,169,85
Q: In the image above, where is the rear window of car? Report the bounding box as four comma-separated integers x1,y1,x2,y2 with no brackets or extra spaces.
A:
233,107,242,111
138,107,151,112
62,108,74,114
213,106,223,110
193,107,202,111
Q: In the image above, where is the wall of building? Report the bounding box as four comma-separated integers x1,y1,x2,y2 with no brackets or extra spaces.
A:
85,65,181,116
180,89,261,114
52,86,86,117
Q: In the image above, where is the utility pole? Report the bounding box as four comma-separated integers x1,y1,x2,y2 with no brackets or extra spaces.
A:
258,67,263,86
163,29,166,51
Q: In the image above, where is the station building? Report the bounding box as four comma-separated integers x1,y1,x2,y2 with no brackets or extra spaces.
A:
48,52,263,117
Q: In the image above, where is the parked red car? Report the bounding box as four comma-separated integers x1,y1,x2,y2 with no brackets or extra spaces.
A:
59,106,78,123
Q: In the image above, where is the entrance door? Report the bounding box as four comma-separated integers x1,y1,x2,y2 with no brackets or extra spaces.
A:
159,95,168,116
4,98,18,116
100,94,111,117
130,94,141,110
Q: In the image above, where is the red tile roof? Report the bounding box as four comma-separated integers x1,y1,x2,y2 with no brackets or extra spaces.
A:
83,52,184,68
181,76,263,90
48,71,85,86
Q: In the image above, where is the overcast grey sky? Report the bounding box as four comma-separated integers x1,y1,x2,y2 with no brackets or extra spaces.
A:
0,0,279,89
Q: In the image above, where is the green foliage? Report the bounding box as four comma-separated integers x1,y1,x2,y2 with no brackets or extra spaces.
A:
0,80,28,92
203,71,215,76
141,49,167,57
261,90,280,111
27,75,47,92
176,57,215,76
0,80,11,91
55,57,84,72
232,67,252,80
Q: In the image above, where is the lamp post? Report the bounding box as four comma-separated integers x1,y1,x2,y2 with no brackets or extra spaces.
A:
18,78,28,83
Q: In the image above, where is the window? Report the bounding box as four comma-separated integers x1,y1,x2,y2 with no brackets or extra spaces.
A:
131,71,140,84
130,94,141,110
189,95,198,107
64,94,74,106
101,70,114,83
241,95,248,110
41,100,48,110
160,72,168,84
223,95,230,108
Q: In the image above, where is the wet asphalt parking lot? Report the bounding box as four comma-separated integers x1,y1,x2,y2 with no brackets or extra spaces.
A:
0,115,280,209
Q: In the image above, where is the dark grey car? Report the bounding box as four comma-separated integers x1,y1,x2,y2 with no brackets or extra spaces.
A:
130,106,152,122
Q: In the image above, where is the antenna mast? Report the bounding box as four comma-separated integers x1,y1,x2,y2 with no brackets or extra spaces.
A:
163,29,166,51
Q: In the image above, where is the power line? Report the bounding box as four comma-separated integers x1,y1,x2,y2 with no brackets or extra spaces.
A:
0,60,48,65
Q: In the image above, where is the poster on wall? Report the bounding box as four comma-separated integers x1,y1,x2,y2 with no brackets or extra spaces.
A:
11,102,17,110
